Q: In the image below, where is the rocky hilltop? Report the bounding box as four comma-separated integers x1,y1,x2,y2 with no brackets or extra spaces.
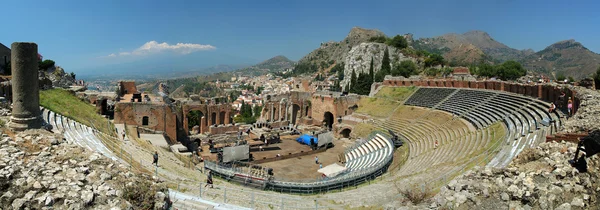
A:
413,30,534,64
520,40,600,79
237,55,295,76
342,43,417,87
0,129,170,209
39,65,77,89
297,27,387,65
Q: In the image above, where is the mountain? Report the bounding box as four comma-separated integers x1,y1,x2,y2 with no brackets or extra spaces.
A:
297,27,387,67
520,39,600,79
413,30,534,64
236,55,295,76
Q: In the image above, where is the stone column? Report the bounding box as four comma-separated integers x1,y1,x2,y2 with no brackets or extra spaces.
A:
278,103,282,122
9,43,42,131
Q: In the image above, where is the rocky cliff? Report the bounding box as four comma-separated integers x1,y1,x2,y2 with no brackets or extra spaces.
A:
297,27,386,67
342,43,417,87
39,66,77,89
0,129,170,209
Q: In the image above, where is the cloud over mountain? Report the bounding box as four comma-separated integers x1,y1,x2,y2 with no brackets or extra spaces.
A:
106,41,216,57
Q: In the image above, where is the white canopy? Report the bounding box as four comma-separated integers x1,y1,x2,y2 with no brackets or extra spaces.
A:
317,163,347,177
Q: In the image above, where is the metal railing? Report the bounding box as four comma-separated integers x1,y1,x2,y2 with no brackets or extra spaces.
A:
204,131,395,194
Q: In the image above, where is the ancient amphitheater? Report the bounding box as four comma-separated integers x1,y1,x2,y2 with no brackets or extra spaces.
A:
33,78,597,209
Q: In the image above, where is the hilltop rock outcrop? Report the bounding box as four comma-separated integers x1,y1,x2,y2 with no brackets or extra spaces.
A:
342,43,417,87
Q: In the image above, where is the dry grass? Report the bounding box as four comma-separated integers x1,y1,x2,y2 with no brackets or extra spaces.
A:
351,123,384,139
388,144,410,172
355,97,400,119
397,183,432,204
374,86,416,101
392,106,429,120
121,178,168,209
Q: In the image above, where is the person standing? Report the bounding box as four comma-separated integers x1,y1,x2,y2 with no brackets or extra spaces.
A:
121,130,126,140
315,156,319,164
205,170,214,188
153,151,159,166
567,98,573,117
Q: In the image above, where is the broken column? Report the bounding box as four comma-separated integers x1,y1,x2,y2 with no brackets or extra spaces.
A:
9,42,42,131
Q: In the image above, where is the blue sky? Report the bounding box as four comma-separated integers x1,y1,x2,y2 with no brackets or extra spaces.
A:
2,0,599,77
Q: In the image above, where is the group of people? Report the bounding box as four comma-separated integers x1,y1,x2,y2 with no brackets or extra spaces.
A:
548,93,574,118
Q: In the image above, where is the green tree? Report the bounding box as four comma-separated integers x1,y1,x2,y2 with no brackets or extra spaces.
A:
391,60,418,78
369,36,387,43
350,69,357,91
424,54,445,67
497,60,526,80
333,62,345,80
39,59,55,70
375,48,391,82
2,61,11,75
252,105,262,118
70,72,76,80
568,76,575,83
556,74,566,82
387,35,408,49
424,68,440,77
352,72,372,95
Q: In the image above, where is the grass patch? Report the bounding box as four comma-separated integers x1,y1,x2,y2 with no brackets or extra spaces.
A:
352,123,384,139
374,86,416,101
40,88,115,136
355,97,399,118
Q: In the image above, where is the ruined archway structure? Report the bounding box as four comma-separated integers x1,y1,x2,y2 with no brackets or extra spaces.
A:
182,101,235,135
261,91,361,135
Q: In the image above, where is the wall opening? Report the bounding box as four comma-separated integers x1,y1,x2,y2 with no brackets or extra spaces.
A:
142,116,149,126
323,112,334,130
187,110,204,130
340,128,351,138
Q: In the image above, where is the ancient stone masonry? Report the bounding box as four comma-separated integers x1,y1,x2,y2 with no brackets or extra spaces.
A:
182,102,235,134
9,42,42,131
261,91,360,133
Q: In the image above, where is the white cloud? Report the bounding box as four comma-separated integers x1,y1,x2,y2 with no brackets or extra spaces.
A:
105,41,216,57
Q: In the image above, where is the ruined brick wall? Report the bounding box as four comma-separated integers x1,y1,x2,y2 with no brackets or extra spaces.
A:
182,103,234,134
208,125,240,134
114,102,177,143
118,81,137,95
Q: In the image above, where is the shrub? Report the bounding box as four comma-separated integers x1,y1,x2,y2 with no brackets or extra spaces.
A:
397,183,431,204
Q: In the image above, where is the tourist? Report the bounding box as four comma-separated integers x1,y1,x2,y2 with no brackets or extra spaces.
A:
567,98,573,117
205,170,214,188
319,163,322,169
434,140,438,149
153,151,159,166
276,154,281,157
548,102,556,114
121,130,126,140
259,145,263,151
315,156,319,164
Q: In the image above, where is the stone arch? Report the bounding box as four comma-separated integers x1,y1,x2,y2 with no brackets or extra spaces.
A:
340,128,352,138
211,112,217,126
142,116,149,126
187,110,204,130
323,111,334,130
219,111,226,125
291,104,301,124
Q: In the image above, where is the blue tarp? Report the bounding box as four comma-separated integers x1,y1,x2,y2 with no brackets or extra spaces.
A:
296,134,317,145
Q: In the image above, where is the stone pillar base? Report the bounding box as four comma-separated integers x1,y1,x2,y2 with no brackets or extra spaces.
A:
9,116,42,131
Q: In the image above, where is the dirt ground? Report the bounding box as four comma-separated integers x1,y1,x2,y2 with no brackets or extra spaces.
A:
198,133,350,180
